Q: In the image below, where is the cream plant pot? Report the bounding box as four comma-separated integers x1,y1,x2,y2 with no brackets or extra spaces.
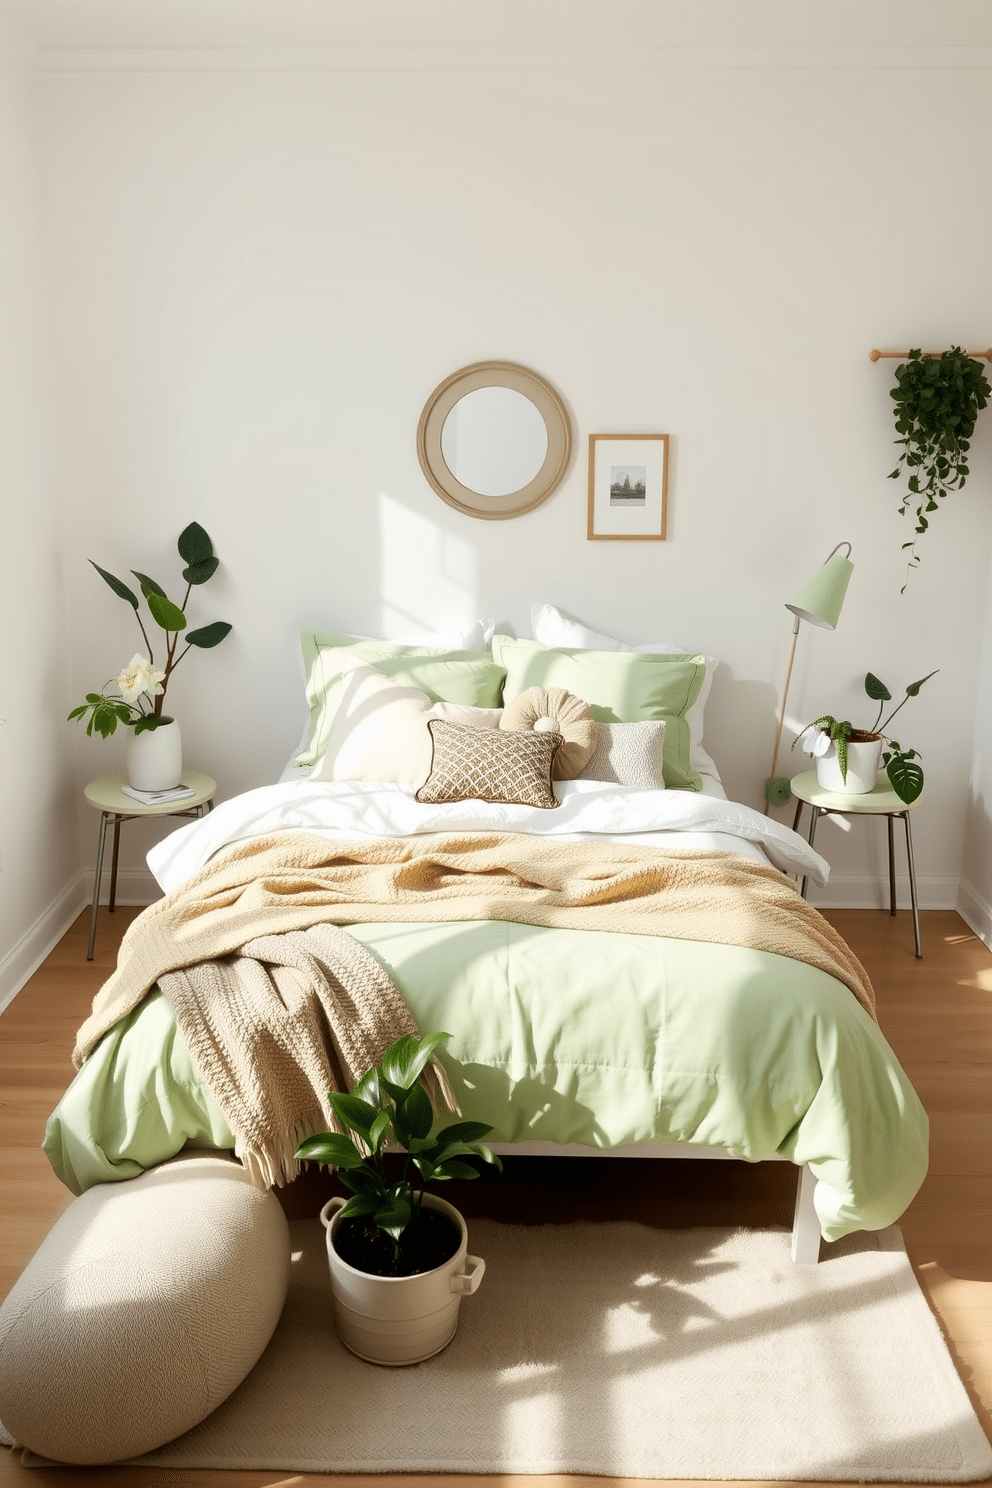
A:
320,1193,485,1366
815,732,883,795
124,719,182,791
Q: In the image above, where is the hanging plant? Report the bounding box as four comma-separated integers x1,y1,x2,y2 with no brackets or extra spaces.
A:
888,347,990,589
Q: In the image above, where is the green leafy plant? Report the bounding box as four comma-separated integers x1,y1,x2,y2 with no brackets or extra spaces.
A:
794,669,937,805
67,522,232,738
295,1031,501,1277
888,348,990,589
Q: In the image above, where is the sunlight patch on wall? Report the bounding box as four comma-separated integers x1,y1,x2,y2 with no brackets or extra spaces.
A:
377,493,479,638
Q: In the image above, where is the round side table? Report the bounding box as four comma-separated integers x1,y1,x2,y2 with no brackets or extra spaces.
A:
789,769,923,958
83,771,216,961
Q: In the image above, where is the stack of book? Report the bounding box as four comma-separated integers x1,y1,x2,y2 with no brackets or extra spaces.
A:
121,782,197,806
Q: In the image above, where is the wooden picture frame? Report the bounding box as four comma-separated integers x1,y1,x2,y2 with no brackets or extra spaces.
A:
587,433,669,541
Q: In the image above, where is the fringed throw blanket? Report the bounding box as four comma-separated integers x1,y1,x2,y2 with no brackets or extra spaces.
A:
76,832,875,1074
156,925,455,1188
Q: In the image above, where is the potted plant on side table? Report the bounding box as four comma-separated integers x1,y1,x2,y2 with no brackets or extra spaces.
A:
295,1030,501,1366
794,668,937,803
67,522,231,791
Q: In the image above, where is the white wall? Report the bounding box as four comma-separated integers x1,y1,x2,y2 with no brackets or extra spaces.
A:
0,32,80,1005
9,1,992,922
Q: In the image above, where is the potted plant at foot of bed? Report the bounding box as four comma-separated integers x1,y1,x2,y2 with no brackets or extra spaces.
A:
793,669,937,802
294,1030,501,1366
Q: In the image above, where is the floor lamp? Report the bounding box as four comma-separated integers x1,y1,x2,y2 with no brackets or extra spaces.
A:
764,542,854,814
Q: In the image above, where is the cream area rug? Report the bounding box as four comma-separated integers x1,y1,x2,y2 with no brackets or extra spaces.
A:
132,1218,990,1481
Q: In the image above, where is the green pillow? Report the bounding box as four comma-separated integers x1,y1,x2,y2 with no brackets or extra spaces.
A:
296,630,507,768
491,635,705,791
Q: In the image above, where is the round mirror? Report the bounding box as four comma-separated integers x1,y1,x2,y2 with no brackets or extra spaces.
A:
417,361,571,519
441,386,549,497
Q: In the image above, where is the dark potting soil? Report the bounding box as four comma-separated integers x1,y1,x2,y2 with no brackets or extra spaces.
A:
333,1208,461,1278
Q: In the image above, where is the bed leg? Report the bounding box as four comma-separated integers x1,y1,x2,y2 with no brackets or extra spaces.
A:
790,1164,821,1265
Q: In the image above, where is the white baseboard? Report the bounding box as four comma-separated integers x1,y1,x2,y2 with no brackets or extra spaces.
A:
0,866,162,1015
955,875,992,950
805,873,960,911
0,871,89,1014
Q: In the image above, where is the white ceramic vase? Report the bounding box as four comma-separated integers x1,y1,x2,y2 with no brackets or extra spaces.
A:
815,732,882,795
320,1193,485,1366
124,719,183,791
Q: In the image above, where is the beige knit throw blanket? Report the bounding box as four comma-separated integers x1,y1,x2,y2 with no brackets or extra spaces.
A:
156,924,452,1188
76,829,875,1065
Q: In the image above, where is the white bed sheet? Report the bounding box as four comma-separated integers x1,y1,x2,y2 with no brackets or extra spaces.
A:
148,769,828,896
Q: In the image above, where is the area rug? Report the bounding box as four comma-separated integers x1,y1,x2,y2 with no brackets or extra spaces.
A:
91,1220,992,1479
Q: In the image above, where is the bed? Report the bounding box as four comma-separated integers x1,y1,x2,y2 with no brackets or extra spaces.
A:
43,613,929,1268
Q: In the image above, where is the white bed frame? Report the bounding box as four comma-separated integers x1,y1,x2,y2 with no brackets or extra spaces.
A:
487,1141,821,1265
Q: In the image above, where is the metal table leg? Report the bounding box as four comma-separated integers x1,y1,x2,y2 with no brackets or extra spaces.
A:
109,815,122,913
903,811,922,958
887,813,897,916
800,805,820,900
86,810,110,961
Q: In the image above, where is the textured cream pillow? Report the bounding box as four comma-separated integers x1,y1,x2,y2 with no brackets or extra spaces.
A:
416,719,561,809
579,721,667,788
499,686,598,780
310,659,502,788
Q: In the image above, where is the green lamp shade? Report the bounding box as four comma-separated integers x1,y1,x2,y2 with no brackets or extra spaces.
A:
785,547,853,630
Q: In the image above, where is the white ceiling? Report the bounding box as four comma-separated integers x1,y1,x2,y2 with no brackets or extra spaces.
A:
2,0,990,59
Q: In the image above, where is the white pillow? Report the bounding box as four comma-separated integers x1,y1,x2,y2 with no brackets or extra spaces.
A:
530,602,719,782
579,721,667,788
357,620,496,649
309,659,501,788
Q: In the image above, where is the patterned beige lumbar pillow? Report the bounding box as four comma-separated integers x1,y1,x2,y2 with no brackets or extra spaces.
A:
579,720,667,788
416,719,562,808
499,686,597,780
310,659,502,788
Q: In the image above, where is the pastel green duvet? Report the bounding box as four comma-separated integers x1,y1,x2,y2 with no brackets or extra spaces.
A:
46,914,928,1243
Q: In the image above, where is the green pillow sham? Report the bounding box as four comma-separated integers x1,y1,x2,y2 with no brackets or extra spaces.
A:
491,634,706,791
296,630,507,768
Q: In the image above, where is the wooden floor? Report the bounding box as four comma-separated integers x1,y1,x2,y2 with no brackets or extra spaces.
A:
1,905,990,1487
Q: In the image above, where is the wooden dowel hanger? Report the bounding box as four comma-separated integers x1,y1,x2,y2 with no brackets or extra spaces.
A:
869,347,992,362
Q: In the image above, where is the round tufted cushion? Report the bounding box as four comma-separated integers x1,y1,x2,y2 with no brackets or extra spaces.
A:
0,1153,290,1465
500,686,598,779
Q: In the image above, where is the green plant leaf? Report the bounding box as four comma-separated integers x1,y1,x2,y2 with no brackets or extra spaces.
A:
864,673,891,702
886,753,924,805
373,1194,411,1240
184,621,232,649
905,669,938,696
433,1159,483,1181
369,1110,391,1152
398,1083,434,1141
90,561,138,610
339,1169,385,1198
432,1120,496,1146
338,1193,381,1220
293,1132,364,1168
325,1091,377,1140
131,570,166,598
380,1030,451,1091
146,591,188,632
182,556,220,586
177,521,214,566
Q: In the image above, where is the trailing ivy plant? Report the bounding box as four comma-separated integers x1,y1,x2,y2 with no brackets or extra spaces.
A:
888,348,990,590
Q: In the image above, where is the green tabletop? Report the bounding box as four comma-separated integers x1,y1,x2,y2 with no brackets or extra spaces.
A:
84,771,217,817
789,769,920,815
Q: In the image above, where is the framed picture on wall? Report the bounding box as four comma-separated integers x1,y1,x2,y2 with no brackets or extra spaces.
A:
587,433,669,541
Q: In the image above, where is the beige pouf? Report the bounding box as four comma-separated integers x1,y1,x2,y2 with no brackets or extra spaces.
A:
0,1152,290,1464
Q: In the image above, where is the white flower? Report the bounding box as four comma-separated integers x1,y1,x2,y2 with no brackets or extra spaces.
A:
116,654,166,704
799,726,833,758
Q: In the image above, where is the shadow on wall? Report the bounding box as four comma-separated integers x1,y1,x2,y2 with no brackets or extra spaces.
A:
704,671,779,810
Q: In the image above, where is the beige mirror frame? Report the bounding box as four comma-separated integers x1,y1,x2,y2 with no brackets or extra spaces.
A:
417,361,572,520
